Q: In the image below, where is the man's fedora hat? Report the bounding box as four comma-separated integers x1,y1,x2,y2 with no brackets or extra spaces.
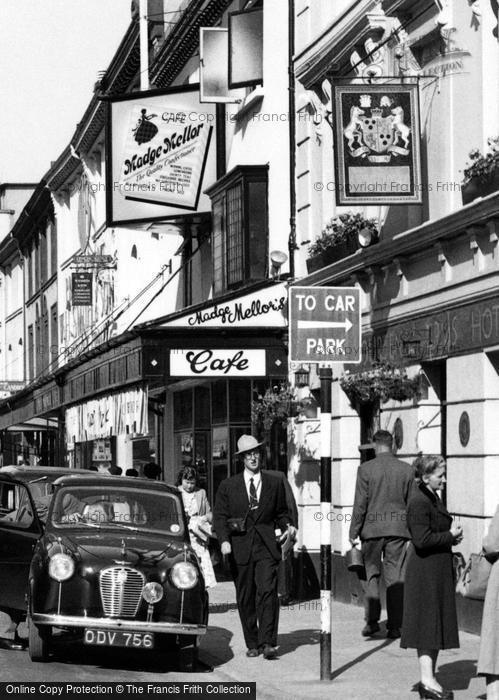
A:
235,434,264,455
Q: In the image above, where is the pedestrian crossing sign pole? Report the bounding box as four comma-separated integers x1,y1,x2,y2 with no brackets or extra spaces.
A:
289,286,361,680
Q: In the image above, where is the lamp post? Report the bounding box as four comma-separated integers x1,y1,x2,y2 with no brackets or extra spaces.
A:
319,365,332,680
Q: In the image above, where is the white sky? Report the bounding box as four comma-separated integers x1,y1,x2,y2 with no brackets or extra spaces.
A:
0,0,131,183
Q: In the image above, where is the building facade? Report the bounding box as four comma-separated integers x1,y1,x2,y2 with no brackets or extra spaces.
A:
0,0,498,622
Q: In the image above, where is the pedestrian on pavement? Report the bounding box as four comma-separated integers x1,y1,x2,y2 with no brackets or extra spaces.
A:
349,429,415,639
401,454,463,700
477,503,499,700
213,434,296,659
177,465,217,589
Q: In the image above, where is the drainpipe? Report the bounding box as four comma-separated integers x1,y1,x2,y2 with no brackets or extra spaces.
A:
287,0,297,278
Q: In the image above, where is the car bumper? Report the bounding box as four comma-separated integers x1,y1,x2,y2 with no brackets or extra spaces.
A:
31,614,206,636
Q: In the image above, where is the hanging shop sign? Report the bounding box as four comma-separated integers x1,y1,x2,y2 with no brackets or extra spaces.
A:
159,282,288,328
106,85,217,226
170,349,266,377
332,81,422,205
65,387,148,445
71,272,93,306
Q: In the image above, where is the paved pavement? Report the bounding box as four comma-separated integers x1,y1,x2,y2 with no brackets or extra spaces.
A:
201,581,485,700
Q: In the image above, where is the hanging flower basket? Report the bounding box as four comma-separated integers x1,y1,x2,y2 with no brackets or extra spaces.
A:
251,383,298,431
339,362,421,406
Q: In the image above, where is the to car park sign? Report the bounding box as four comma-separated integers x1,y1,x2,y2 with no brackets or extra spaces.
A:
289,286,361,363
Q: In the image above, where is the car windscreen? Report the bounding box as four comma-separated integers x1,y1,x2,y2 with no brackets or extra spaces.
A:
50,486,184,536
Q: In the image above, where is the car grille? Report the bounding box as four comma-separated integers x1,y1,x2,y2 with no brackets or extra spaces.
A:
99,567,145,617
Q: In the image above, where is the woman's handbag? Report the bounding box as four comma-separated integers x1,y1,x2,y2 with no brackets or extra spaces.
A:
455,551,492,600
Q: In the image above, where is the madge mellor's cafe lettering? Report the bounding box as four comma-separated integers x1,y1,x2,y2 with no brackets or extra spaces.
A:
159,283,288,329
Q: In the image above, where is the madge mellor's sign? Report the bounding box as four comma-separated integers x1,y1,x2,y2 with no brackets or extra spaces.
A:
159,283,288,329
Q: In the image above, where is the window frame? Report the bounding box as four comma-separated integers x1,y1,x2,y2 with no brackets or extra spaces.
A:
206,164,268,296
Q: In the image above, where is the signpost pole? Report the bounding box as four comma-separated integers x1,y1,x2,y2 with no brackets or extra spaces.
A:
319,365,332,681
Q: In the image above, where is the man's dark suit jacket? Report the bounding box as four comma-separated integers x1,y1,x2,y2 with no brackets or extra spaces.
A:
349,453,415,541
214,471,290,565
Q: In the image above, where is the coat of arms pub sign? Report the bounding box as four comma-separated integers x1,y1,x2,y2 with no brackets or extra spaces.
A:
333,82,422,205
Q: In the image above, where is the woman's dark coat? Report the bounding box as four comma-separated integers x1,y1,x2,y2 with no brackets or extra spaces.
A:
401,482,459,650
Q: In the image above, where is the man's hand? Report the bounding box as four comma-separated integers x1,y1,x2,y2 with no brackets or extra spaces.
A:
280,525,297,543
451,524,463,544
349,537,360,547
221,541,231,556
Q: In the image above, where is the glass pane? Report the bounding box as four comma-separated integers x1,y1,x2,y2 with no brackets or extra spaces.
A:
173,390,193,431
229,380,251,422
212,380,227,423
248,179,267,281
194,431,210,493
212,425,228,499
200,28,232,103
194,386,210,428
174,432,194,475
212,198,225,295
226,183,243,286
229,9,263,88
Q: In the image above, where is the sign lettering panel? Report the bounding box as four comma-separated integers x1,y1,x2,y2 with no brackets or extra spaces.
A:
289,286,361,363
169,349,266,376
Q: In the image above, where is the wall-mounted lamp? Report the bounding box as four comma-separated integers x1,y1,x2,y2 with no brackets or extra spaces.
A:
294,364,310,387
270,250,288,279
358,226,375,248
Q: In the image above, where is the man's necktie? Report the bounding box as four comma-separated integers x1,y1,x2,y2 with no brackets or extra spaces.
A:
249,477,258,510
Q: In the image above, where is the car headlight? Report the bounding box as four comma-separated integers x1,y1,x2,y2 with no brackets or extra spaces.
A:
142,581,164,604
171,562,198,590
49,553,75,582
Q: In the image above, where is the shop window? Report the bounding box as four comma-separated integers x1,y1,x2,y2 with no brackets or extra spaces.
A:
173,390,193,431
211,380,227,423
194,386,210,428
206,165,268,296
229,380,251,423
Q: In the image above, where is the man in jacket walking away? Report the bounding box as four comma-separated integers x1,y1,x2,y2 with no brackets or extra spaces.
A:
349,429,415,639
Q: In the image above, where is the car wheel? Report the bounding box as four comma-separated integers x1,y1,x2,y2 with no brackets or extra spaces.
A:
28,616,50,662
177,635,198,672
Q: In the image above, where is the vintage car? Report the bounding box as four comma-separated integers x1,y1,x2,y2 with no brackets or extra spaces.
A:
0,473,208,668
0,465,89,519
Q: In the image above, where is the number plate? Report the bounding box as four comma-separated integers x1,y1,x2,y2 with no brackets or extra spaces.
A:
84,629,154,649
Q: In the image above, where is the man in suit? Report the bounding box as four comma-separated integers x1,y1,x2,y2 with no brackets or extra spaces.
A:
349,429,415,639
214,435,296,659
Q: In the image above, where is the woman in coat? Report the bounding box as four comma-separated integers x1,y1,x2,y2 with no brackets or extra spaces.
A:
401,455,463,700
177,465,217,589
477,504,499,699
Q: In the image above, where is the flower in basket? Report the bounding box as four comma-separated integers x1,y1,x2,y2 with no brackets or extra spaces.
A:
251,382,297,431
463,136,499,184
308,212,378,258
339,362,421,406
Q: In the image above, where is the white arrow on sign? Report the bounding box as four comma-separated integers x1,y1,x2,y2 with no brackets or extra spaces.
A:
297,318,353,332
